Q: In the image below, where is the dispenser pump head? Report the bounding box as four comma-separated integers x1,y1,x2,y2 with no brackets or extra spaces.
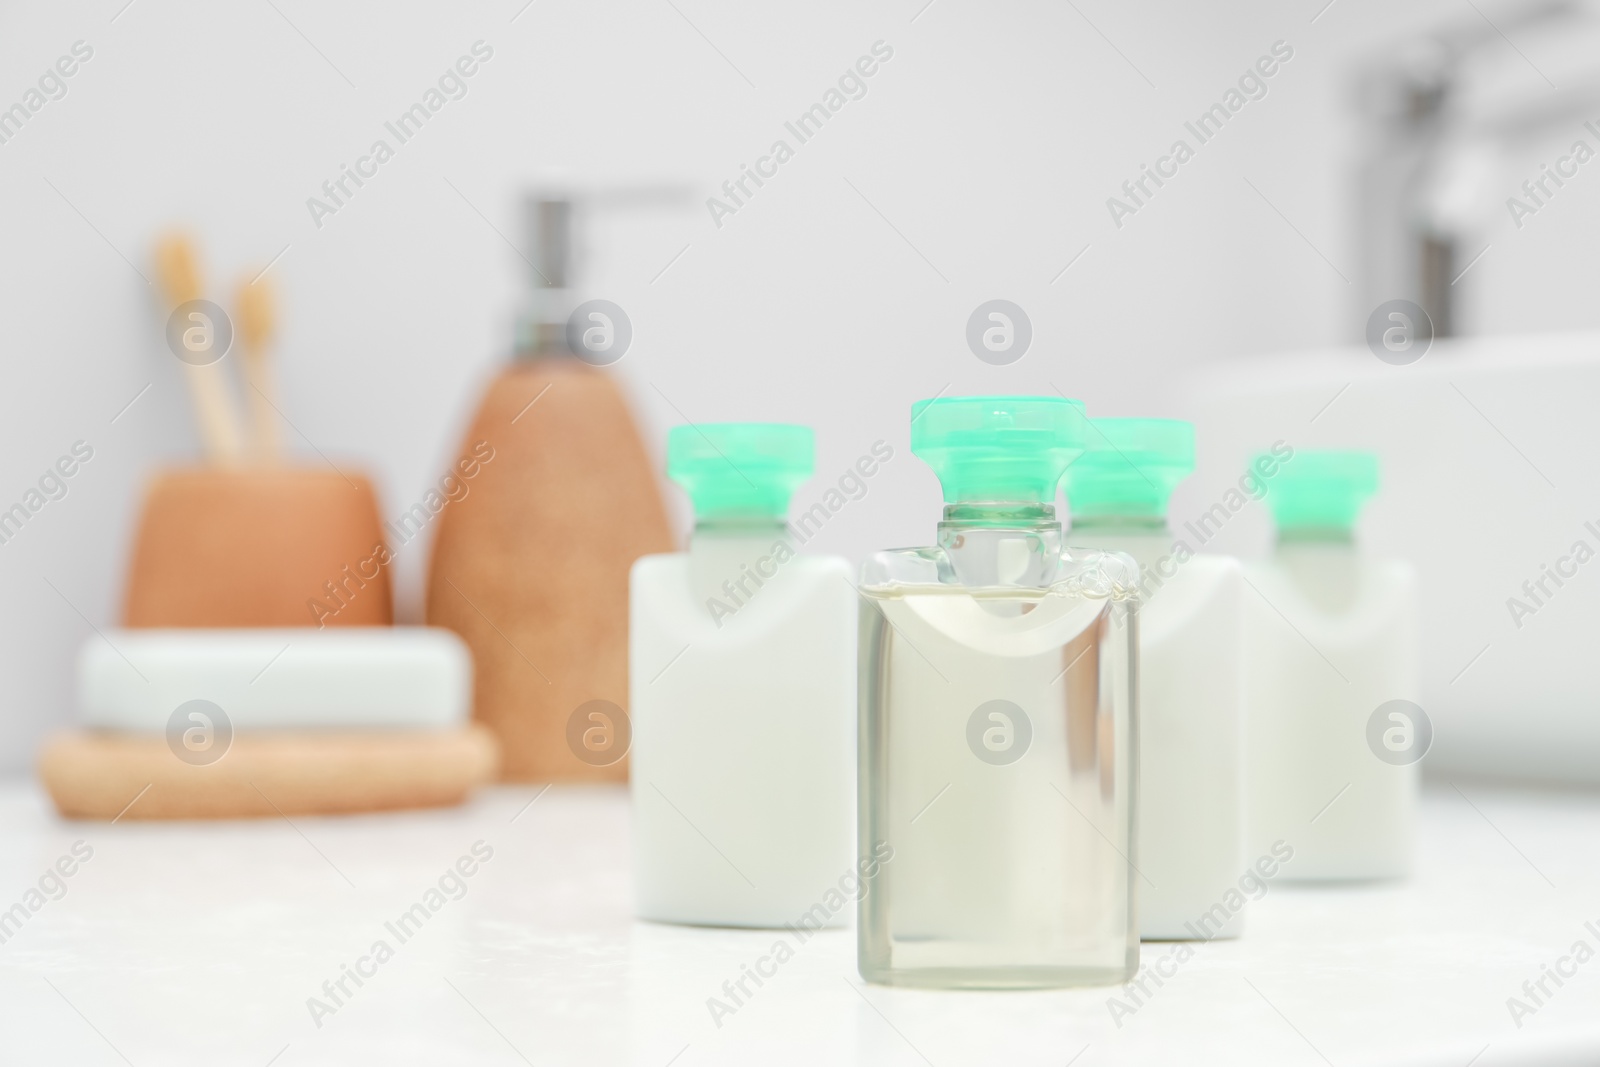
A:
1064,418,1195,520
514,185,692,359
530,198,570,290
667,424,814,522
910,396,1087,504
1258,449,1379,531
517,195,574,357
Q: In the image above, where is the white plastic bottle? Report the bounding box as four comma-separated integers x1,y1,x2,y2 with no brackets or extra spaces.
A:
1244,450,1420,881
1064,418,1246,940
631,423,855,927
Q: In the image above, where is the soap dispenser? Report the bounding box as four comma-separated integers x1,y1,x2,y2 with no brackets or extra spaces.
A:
1064,418,1245,941
631,424,855,927
427,194,673,783
1244,451,1419,880
858,395,1140,988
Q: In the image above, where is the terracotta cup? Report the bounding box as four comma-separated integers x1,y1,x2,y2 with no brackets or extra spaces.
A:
123,466,392,628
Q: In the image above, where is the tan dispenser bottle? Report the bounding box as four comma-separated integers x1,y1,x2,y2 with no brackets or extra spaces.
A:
426,196,672,783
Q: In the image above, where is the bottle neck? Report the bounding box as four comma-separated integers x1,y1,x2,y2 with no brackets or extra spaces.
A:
692,516,788,539
939,501,1059,530
688,518,791,608
1274,527,1362,610
1070,512,1170,537
937,501,1062,588
1068,513,1171,575
1277,524,1356,546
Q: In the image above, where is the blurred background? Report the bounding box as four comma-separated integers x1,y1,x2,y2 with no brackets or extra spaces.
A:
4,0,1599,782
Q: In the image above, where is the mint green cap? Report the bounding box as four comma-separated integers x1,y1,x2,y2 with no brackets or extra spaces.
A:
1258,449,1379,529
667,423,813,520
910,395,1087,503
1064,418,1194,519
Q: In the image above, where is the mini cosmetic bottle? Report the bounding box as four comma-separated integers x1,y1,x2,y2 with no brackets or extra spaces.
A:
1244,451,1419,881
631,424,855,927
858,396,1140,988
1064,418,1245,940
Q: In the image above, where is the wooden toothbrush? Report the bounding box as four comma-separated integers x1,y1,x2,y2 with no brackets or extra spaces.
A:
153,235,244,464
235,274,282,463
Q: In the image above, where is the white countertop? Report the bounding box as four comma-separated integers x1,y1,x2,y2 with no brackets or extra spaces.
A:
1,780,1597,1066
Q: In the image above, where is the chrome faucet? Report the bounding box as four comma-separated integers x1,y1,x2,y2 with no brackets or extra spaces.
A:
1353,0,1590,338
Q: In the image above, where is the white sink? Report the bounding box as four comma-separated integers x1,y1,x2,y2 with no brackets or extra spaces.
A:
1187,331,1600,784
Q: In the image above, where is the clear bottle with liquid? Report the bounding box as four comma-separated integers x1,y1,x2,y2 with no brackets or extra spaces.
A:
1244,451,1419,881
631,424,856,926
1064,418,1245,941
857,396,1140,988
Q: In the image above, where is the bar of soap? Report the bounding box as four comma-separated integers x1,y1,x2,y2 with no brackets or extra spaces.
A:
79,628,471,732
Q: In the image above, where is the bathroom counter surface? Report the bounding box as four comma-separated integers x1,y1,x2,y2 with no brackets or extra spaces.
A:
1,780,1596,1066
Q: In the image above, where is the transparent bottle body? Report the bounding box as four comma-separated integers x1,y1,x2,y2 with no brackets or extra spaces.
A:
857,512,1140,988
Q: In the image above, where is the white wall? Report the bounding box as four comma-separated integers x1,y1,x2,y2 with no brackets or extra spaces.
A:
1,0,1594,772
